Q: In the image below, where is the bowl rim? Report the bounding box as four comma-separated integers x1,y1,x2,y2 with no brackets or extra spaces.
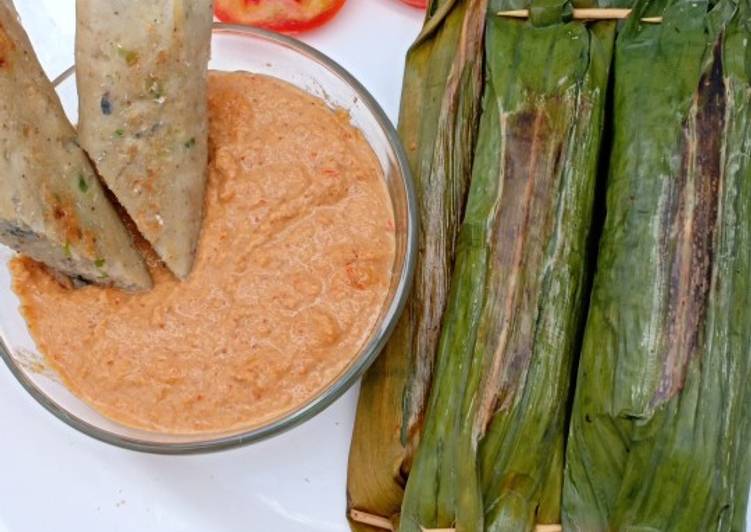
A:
0,22,417,454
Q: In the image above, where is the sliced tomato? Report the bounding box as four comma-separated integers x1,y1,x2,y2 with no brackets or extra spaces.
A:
215,0,347,33
400,0,427,7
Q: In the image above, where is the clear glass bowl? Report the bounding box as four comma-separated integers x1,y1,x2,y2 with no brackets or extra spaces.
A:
0,24,416,454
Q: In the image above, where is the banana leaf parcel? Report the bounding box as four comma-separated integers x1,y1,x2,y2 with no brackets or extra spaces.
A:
398,3,616,530
347,1,488,530
563,0,751,530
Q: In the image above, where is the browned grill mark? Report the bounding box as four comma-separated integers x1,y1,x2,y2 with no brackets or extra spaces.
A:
655,40,725,404
473,105,566,435
41,187,90,256
0,23,15,70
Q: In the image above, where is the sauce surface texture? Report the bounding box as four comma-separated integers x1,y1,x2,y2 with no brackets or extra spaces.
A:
11,72,395,433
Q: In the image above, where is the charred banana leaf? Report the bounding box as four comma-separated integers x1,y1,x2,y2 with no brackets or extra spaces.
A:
346,0,487,529
398,2,615,531
563,0,751,530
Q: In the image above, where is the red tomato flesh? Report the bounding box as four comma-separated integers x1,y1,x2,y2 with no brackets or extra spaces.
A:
215,0,347,33
400,0,427,6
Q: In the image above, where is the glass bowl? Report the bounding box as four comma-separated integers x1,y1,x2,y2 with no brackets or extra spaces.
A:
0,23,416,454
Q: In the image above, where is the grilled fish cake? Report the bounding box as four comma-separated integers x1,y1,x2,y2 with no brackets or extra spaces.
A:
0,0,151,291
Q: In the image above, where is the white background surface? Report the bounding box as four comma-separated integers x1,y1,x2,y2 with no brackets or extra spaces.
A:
0,2,422,531
3,2,750,532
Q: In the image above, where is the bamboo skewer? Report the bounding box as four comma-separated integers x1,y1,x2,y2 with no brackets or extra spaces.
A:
348,509,563,532
349,509,396,530
498,8,662,23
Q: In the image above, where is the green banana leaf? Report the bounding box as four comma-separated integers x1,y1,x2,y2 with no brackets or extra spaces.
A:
398,2,615,531
346,0,487,529
563,0,751,529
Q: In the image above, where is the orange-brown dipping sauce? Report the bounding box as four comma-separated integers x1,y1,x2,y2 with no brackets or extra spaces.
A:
10,72,396,434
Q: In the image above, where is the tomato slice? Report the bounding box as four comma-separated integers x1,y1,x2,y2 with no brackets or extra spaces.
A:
400,0,427,6
215,0,347,33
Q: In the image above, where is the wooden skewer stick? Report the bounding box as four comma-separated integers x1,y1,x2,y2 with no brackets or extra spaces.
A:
498,8,662,23
349,509,563,532
349,509,395,530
